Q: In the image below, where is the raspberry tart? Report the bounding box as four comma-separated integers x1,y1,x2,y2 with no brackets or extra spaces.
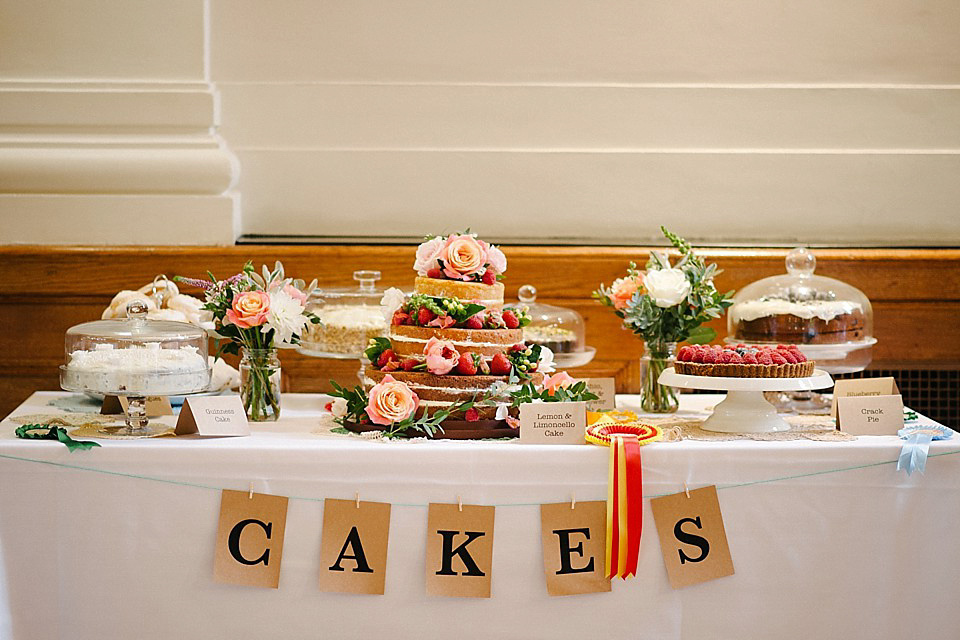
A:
674,344,815,378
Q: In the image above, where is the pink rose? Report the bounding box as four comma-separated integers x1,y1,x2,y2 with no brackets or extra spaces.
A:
544,371,577,396
486,244,507,275
610,275,643,311
281,283,307,306
441,234,488,281
423,336,460,375
365,374,419,425
225,291,270,329
414,236,446,275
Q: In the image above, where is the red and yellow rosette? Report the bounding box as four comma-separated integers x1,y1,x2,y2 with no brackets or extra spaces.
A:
586,414,662,579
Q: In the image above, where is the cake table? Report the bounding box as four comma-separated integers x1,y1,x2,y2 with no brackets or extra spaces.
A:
658,367,834,433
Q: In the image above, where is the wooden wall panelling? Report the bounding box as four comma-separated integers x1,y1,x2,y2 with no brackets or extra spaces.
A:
0,246,957,418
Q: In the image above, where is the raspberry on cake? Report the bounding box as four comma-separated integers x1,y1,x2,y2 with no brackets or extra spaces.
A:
675,344,814,378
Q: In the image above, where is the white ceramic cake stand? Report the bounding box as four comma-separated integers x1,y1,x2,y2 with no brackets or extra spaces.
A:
658,368,834,433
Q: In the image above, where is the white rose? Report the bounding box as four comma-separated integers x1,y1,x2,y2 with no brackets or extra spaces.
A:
486,244,507,275
413,236,446,275
380,287,407,324
537,346,556,374
644,268,692,308
330,397,348,418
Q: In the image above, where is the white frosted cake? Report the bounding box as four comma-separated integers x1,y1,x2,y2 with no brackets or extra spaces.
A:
63,342,210,395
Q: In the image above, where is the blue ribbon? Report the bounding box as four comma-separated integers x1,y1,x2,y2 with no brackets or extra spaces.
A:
897,424,953,476
897,433,933,475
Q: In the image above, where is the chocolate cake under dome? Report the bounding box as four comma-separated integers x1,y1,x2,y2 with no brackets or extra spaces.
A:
728,248,875,369
354,233,551,437
727,247,875,413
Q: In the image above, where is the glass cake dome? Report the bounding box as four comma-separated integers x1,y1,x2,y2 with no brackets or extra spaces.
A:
60,299,211,435
727,247,875,370
726,248,876,412
517,284,595,368
299,270,389,359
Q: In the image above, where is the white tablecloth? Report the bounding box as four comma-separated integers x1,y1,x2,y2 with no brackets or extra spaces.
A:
1,392,958,640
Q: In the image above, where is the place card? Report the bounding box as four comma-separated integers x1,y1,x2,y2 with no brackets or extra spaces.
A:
585,378,617,412
214,489,289,589
318,498,391,595
425,503,495,598
540,501,610,596
519,401,587,445
830,377,899,418
101,395,172,417
651,485,735,589
836,394,905,436
175,395,250,437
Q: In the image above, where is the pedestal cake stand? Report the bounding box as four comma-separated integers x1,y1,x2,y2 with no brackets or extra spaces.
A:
658,368,834,433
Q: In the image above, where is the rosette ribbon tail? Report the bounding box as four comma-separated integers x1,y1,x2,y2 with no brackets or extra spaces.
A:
898,433,933,476
606,434,643,579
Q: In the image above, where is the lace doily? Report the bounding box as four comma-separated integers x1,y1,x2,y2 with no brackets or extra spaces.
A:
645,414,855,442
9,413,116,428
69,423,176,440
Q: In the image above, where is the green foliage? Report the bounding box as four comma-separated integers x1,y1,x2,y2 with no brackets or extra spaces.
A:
508,380,599,407
405,294,485,325
363,337,393,363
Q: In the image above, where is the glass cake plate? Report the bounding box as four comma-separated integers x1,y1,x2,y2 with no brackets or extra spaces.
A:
60,300,211,435
658,367,834,433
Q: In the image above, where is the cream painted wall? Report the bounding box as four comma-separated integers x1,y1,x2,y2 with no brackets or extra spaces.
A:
0,0,238,244
2,0,959,245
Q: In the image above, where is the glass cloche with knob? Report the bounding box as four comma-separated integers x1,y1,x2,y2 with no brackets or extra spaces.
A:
60,299,211,435
517,284,596,368
299,270,389,359
726,247,876,411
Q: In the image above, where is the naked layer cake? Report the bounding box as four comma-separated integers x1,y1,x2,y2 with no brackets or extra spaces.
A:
362,233,547,427
674,344,815,378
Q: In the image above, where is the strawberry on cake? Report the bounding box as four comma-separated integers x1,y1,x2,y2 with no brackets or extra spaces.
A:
674,344,815,378
360,233,550,434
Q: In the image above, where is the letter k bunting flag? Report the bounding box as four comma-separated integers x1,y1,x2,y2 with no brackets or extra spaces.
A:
425,503,495,598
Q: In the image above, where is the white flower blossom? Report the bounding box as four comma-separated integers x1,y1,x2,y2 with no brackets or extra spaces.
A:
262,289,308,345
380,287,407,324
330,397,348,418
537,346,556,374
644,268,692,308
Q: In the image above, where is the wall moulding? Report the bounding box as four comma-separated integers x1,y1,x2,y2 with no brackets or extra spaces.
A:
0,80,239,244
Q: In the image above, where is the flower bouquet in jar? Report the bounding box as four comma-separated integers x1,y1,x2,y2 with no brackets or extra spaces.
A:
176,262,318,421
593,227,734,412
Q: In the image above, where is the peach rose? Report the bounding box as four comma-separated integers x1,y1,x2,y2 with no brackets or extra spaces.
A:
610,275,643,311
225,291,271,329
365,374,419,425
423,336,460,375
441,234,487,280
544,371,577,396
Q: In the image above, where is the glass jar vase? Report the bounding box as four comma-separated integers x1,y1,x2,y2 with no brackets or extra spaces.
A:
240,348,281,422
640,340,678,413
